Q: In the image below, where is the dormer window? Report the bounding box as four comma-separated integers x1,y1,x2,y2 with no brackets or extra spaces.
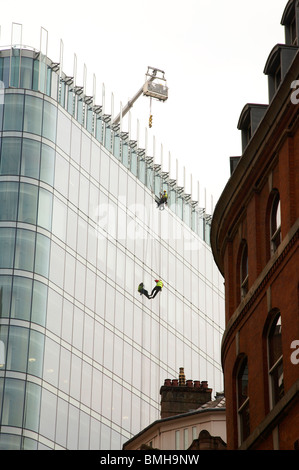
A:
264,44,298,101
281,0,299,46
290,16,297,45
274,64,281,90
237,104,267,153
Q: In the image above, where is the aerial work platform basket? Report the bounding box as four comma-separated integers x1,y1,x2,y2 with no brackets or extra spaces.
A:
143,66,168,101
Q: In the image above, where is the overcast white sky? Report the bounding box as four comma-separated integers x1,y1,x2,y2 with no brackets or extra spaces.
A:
1,0,287,210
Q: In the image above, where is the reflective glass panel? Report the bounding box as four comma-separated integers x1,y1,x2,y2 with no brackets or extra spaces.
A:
11,276,32,321
0,182,18,221
18,183,38,225
15,229,35,272
23,382,41,432
0,275,12,318
130,149,137,176
0,137,22,175
37,188,53,231
42,100,57,142
10,50,20,87
0,228,15,269
20,57,33,89
23,95,43,135
21,139,41,179
40,144,55,186
3,94,24,131
6,326,29,373
31,281,47,326
2,378,25,427
35,233,50,278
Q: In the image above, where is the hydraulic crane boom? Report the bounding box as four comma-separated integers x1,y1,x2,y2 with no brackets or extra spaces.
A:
112,66,168,126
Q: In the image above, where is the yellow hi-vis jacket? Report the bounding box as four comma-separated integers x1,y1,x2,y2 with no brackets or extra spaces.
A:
156,280,163,288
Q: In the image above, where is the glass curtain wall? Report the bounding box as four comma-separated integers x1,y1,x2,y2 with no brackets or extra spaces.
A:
0,48,224,450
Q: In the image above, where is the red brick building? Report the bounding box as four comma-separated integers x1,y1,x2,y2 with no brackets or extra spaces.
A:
211,0,299,450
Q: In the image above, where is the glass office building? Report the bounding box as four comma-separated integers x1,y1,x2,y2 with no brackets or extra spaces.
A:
0,45,225,449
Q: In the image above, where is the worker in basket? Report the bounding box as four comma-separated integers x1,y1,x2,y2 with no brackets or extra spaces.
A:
138,282,151,299
156,190,168,208
150,279,163,299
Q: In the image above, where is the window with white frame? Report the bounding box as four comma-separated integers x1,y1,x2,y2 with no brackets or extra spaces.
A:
268,313,284,408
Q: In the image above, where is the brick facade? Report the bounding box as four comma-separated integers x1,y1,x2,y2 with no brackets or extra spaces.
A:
211,0,299,450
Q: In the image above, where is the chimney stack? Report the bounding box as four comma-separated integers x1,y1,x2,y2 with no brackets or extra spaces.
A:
160,368,212,419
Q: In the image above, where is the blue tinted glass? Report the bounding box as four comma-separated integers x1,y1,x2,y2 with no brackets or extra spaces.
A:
42,100,57,142
122,142,129,168
130,149,137,176
86,107,93,133
95,116,103,143
31,281,47,326
0,275,12,318
77,98,84,124
23,381,42,431
40,144,55,186
32,59,39,91
24,95,43,135
27,330,45,378
139,157,146,184
35,233,50,278
3,94,24,131
11,276,32,321
10,50,20,87
20,57,33,89
15,229,35,271
0,137,22,175
113,134,121,160
104,125,111,151
2,378,25,427
37,188,53,231
67,89,74,115
21,139,41,179
18,183,38,225
0,228,15,268
0,181,18,221
59,80,66,107
2,57,10,88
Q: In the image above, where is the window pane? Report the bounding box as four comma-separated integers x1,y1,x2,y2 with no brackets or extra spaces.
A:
0,275,12,318
18,183,38,225
0,181,18,221
10,50,20,87
37,188,53,231
35,233,50,278
6,326,29,373
0,137,22,175
56,110,71,154
2,378,25,427
269,315,282,368
27,329,44,378
31,281,48,326
0,228,15,269
40,143,55,186
20,57,33,89
42,100,57,142
23,95,43,135
21,139,41,179
11,276,32,321
23,382,41,432
15,229,35,272
3,94,24,131
238,360,248,407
